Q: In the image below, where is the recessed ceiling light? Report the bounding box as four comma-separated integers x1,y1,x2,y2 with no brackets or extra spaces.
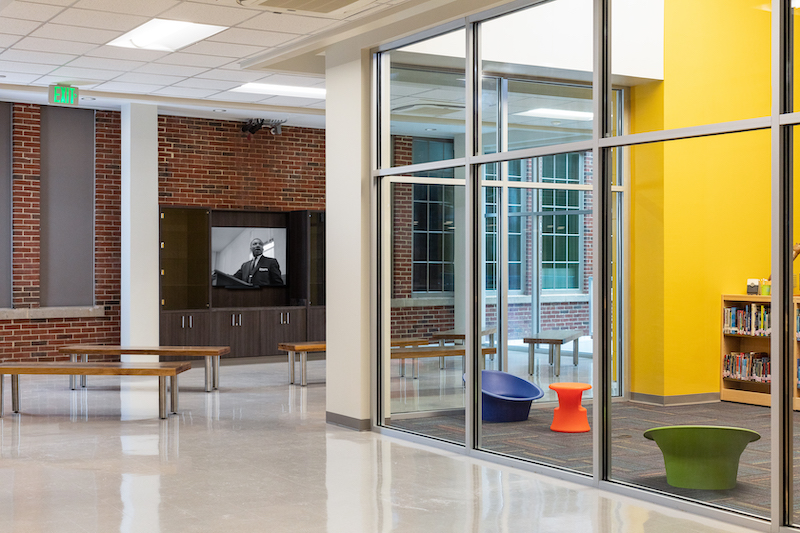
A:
516,108,593,121
107,19,227,53
425,128,437,131
81,96,96,101
213,109,227,113
231,83,326,100
0,75,6,78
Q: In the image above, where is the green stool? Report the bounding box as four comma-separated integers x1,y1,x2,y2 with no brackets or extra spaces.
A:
643,425,761,490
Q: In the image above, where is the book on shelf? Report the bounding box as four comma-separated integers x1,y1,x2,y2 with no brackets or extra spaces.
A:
722,351,770,383
723,303,771,336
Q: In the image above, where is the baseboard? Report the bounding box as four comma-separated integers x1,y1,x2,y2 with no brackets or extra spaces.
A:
629,392,720,406
326,411,371,431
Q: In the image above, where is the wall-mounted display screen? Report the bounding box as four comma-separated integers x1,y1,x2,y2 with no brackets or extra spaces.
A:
211,226,287,288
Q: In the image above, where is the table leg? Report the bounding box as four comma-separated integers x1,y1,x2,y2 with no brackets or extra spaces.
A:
288,351,295,384
548,345,554,365
70,353,77,390
81,354,87,387
213,356,220,390
554,345,562,377
204,357,212,392
573,339,579,366
413,358,419,379
158,376,167,419
170,375,178,413
301,351,308,387
439,339,445,370
528,344,534,375
11,375,19,413
0,374,4,417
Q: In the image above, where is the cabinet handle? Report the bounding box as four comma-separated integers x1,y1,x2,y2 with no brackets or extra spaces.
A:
182,316,185,329
231,314,235,327
238,314,242,327
287,312,290,325
280,312,284,325
189,315,193,329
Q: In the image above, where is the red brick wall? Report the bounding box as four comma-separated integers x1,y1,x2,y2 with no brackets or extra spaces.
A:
1,106,326,362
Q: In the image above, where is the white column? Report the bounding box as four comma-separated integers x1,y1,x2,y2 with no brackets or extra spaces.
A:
120,104,160,354
325,44,371,429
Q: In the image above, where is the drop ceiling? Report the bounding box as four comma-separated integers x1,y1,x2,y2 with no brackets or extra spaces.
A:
0,0,416,128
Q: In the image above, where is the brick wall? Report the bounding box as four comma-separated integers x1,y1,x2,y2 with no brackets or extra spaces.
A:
1,106,326,362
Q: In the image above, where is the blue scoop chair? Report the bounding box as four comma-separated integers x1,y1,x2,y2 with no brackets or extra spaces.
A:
481,370,544,422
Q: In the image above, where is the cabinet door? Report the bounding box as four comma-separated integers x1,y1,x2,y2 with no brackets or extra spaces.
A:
307,306,325,342
212,310,262,358
262,307,307,355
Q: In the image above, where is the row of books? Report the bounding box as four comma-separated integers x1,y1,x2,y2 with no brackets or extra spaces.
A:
723,304,771,336
722,351,771,382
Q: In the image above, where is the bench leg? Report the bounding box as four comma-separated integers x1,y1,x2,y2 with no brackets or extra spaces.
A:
170,375,178,413
158,376,167,419
213,356,220,390
11,374,19,413
528,344,535,375
301,351,308,387
70,353,77,390
81,354,88,387
400,359,405,377
548,345,554,365
288,351,295,384
573,339,579,366
0,374,4,417
204,357,212,393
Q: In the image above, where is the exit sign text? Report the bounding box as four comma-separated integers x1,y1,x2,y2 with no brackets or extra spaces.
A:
48,85,79,106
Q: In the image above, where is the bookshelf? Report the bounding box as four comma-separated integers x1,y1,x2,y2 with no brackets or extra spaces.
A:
720,294,800,410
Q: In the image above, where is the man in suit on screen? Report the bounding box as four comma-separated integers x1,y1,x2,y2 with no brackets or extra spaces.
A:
233,238,284,286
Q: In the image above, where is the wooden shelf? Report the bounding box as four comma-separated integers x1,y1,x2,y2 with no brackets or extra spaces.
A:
720,295,799,410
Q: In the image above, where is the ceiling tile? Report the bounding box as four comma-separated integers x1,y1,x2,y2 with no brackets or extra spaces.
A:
153,86,219,98
49,9,149,32
208,28,296,48
258,95,325,107
72,0,179,17
154,52,231,68
0,71,43,83
92,80,163,93
23,0,77,5
213,90,269,103
195,68,269,83
85,46,169,62
66,56,146,72
0,34,22,48
1,2,65,22
172,78,240,91
30,23,122,44
49,65,124,81
239,12,335,35
33,75,103,87
0,17,42,36
259,73,325,87
134,63,208,77
158,2,260,27
114,72,185,86
13,36,98,55
0,48,76,65
182,41,264,58
0,59,55,74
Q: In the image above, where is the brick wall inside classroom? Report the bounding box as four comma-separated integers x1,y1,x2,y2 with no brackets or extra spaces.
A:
2,105,326,363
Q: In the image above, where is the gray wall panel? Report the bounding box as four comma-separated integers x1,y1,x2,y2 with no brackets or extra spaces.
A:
40,106,94,307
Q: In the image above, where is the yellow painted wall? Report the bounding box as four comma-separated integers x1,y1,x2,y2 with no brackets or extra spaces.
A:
629,0,771,398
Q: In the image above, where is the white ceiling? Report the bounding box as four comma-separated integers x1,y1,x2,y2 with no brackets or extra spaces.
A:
0,0,416,128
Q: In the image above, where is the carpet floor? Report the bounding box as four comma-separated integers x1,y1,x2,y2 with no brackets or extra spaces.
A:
389,401,788,518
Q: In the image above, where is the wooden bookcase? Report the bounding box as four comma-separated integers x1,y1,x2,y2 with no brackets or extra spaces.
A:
720,294,800,409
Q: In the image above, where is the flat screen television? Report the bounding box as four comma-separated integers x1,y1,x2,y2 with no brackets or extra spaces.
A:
211,226,287,288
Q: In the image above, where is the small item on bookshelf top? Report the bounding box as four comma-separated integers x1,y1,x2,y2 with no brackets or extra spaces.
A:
760,279,771,295
747,279,760,295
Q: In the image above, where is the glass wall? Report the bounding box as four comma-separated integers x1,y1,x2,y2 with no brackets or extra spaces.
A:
375,0,798,528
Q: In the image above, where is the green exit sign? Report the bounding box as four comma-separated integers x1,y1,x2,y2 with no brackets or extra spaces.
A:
48,85,79,106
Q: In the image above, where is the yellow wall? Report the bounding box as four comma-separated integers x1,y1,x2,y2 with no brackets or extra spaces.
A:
629,0,771,398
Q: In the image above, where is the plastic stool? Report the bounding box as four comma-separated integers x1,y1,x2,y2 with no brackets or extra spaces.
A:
549,382,591,433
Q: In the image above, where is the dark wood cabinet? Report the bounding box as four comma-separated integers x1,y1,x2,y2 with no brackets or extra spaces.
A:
211,309,263,359
262,307,307,355
160,311,210,349
307,306,326,341
160,207,210,311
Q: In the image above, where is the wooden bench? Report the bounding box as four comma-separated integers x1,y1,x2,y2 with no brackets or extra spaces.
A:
430,328,498,369
58,345,230,392
278,341,326,386
390,346,498,378
523,330,583,377
0,361,191,419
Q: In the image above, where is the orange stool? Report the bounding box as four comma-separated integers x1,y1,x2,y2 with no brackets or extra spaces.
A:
549,382,591,433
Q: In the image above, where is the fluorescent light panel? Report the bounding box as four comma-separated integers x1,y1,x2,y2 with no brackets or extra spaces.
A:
516,108,594,121
232,83,326,100
107,19,227,52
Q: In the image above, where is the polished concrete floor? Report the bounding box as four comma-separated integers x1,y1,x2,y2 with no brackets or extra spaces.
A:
0,359,763,533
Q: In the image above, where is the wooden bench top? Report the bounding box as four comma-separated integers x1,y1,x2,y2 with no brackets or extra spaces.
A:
391,337,430,348
430,327,497,341
278,342,326,352
0,361,192,376
524,329,583,345
390,346,497,359
58,345,230,357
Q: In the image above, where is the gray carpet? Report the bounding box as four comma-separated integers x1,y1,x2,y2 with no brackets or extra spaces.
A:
390,401,784,518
